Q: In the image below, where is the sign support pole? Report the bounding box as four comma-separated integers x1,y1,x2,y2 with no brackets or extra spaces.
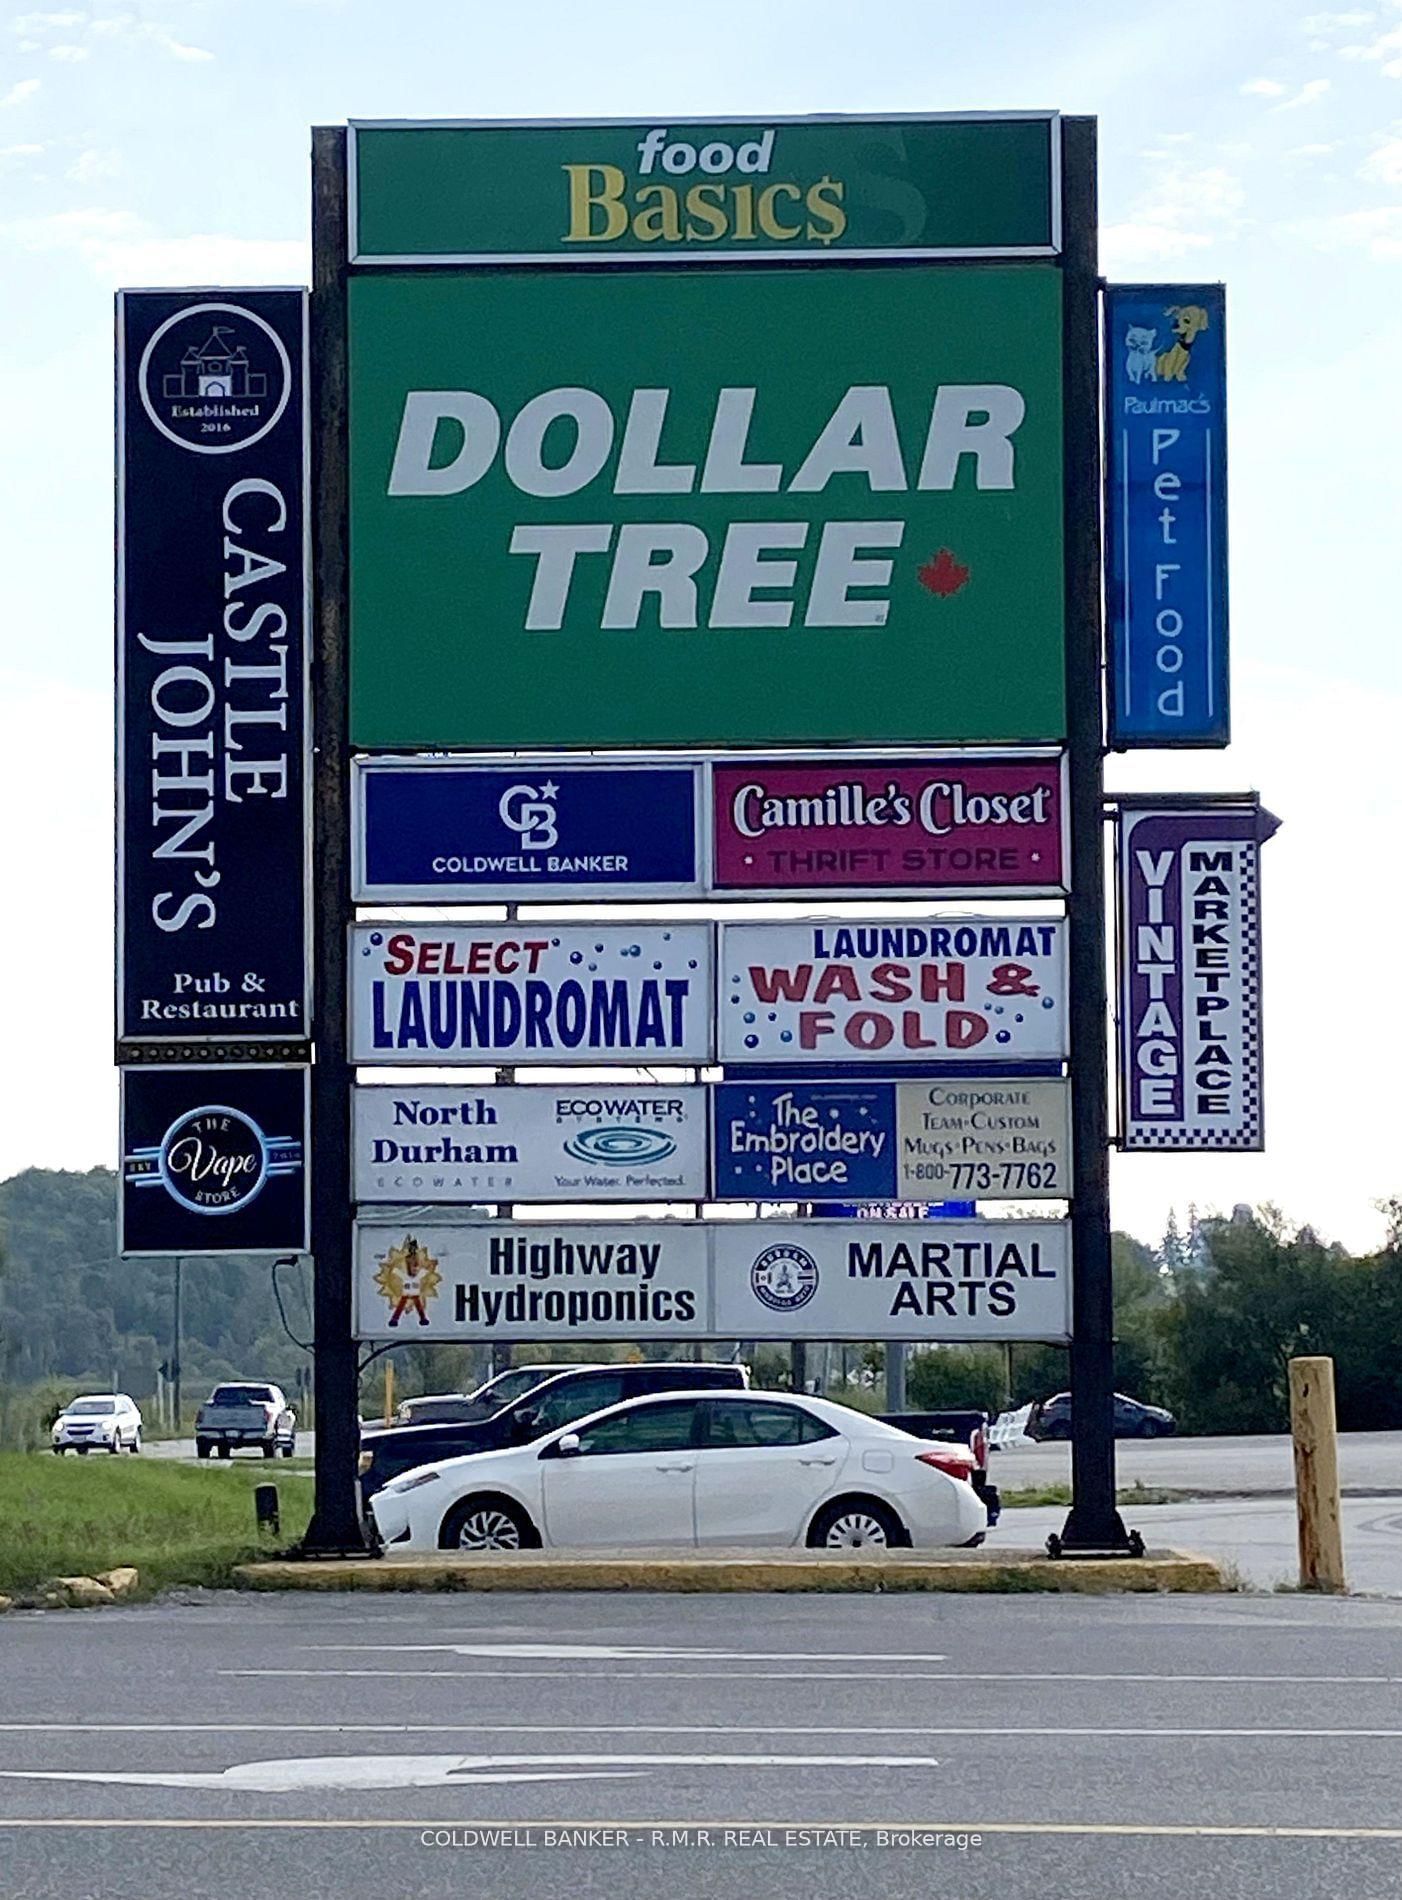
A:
304,123,369,1555
1057,115,1131,1555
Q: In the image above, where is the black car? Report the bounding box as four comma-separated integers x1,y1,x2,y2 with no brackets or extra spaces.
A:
1030,1392,1177,1441
359,1360,748,1499
392,1366,602,1427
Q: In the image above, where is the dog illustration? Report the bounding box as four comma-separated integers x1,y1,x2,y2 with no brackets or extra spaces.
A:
1155,304,1209,383
1124,324,1158,384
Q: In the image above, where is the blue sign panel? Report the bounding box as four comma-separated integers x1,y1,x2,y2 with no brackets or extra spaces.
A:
117,290,309,1045
817,1201,977,1219
1105,284,1229,748
354,760,703,901
713,1083,897,1200
120,1066,309,1256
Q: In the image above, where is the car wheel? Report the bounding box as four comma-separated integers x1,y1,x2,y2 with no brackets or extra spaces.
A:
130,1432,141,1454
437,1496,538,1552
196,1442,211,1460
108,1436,122,1455
53,1446,64,1456
217,1444,231,1461
806,1498,907,1550
263,1442,276,1459
75,1446,88,1456
281,1442,295,1458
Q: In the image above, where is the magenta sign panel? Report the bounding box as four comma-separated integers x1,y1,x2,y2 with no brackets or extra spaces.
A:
711,754,1067,897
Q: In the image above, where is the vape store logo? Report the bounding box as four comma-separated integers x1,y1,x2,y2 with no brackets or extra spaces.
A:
125,1105,303,1216
498,780,559,850
750,1242,819,1312
137,301,292,455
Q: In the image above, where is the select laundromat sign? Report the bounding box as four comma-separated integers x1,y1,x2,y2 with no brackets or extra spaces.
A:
353,1084,707,1202
349,924,712,1064
353,1218,1070,1343
348,265,1066,749
349,115,1060,264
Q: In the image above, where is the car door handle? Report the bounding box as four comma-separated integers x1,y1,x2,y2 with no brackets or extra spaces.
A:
799,1455,838,1466
656,1460,695,1473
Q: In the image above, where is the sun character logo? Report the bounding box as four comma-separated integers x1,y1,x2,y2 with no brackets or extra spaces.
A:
373,1235,443,1328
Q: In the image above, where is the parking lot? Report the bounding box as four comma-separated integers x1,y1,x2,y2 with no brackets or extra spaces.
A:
4,1590,1402,1899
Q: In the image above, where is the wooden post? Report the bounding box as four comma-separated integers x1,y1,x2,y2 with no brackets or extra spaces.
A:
383,1359,395,1428
1289,1356,1345,1593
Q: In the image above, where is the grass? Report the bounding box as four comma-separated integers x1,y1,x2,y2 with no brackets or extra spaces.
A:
0,1451,312,1599
1000,1480,1192,1510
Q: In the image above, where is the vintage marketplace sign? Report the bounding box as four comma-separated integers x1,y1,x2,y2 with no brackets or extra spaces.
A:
353,1083,707,1202
349,115,1060,264
117,290,309,1047
713,1220,1071,1343
120,1066,308,1256
349,923,713,1065
352,757,702,902
711,752,1066,896
1105,284,1229,747
348,265,1066,749
718,919,1066,1065
355,1220,711,1341
352,1217,1069,1342
1118,803,1278,1150
713,1078,1069,1201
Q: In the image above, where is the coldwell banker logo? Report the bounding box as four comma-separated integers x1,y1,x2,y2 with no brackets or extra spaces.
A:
750,1242,819,1312
137,301,292,455
124,1106,303,1216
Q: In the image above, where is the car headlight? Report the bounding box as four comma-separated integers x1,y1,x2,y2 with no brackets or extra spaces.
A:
386,1470,441,1495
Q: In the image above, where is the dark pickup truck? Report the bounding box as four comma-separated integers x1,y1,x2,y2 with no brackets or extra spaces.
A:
879,1409,1001,1525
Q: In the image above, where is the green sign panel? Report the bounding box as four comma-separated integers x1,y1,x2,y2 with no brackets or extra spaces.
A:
350,115,1059,264
348,264,1065,750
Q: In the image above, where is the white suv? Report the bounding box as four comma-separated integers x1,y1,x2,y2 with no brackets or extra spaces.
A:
52,1393,143,1455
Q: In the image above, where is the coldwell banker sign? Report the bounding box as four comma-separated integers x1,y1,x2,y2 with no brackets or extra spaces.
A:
117,291,309,1046
120,1067,308,1255
719,919,1067,1064
349,924,712,1064
1118,802,1277,1150
353,1085,707,1202
348,261,1066,750
353,758,702,902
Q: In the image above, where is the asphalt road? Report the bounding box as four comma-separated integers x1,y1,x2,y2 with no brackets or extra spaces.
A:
4,1590,1402,1899
148,1428,1402,1498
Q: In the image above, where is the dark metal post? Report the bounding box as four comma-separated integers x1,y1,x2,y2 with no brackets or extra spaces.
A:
171,1256,182,1433
789,1342,807,1394
303,124,369,1555
1057,115,1129,1554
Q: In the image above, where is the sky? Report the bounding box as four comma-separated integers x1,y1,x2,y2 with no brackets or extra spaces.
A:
0,0,1398,1254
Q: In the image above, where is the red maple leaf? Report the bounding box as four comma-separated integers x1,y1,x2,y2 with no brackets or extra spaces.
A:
917,548,971,597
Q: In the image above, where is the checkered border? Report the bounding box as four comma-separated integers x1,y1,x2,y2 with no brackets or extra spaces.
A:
1122,839,1264,1151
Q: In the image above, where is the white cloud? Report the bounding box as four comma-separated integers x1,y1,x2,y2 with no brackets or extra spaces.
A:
1288,140,1338,155
1302,9,1376,30
49,41,89,59
1338,20,1402,74
1277,76,1333,106
1296,201,1402,254
1242,76,1287,95
1102,165,1246,268
1360,128,1402,181
11,10,88,29
0,141,43,160
0,206,306,285
66,145,119,183
2,77,41,106
11,10,214,62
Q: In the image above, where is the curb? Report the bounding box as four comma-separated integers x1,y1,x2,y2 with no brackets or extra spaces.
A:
235,1546,1224,1595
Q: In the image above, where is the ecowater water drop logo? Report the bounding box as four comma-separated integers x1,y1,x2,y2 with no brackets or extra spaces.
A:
564,1126,677,1168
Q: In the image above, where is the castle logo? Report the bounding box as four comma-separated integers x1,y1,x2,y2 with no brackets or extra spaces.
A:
138,301,292,454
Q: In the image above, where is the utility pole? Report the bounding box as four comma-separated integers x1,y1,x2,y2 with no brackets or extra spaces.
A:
886,1341,906,1413
171,1256,182,1433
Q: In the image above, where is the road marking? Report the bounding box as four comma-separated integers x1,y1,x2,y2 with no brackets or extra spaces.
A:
2,1818,1402,1840
0,1752,941,1793
306,1643,950,1662
8,1721,1402,1739
220,1667,1402,1684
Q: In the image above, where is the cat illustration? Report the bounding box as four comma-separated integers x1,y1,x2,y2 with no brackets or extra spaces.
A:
1125,324,1158,385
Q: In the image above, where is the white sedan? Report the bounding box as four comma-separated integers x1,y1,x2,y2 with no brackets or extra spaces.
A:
369,1390,987,1553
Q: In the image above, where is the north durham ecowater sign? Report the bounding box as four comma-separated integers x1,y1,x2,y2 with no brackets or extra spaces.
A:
348,265,1066,748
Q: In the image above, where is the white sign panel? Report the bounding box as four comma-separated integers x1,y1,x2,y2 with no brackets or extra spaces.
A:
718,919,1067,1064
353,1085,708,1203
355,1220,710,1341
350,923,713,1065
713,1220,1071,1342
896,1078,1070,1200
